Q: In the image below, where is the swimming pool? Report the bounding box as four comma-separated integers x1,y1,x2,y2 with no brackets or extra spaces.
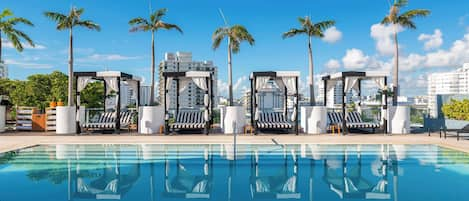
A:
0,144,468,201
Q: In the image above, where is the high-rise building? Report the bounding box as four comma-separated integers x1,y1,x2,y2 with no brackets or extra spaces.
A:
318,81,353,107
428,63,469,117
0,62,8,78
158,52,218,110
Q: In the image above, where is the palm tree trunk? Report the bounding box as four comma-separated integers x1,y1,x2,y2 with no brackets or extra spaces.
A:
150,31,155,105
308,36,315,106
68,28,74,106
228,38,233,106
392,29,399,106
0,31,2,63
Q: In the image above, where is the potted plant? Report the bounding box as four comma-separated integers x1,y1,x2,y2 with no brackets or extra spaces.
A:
49,98,57,108
57,99,64,106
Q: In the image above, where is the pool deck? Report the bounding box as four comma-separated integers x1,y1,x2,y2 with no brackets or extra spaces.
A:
1,132,469,153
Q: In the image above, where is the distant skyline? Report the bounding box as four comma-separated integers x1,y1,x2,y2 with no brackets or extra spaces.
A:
3,0,469,98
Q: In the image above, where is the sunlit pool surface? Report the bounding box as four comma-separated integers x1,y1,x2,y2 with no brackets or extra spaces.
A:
0,144,469,201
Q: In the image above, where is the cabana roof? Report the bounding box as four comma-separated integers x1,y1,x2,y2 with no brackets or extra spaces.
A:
163,71,212,78
250,71,300,79
74,71,142,81
322,71,388,80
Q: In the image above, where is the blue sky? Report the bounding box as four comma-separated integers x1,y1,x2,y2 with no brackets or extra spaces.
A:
3,0,469,98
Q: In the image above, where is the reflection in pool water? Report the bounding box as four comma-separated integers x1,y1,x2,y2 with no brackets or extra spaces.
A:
0,144,468,201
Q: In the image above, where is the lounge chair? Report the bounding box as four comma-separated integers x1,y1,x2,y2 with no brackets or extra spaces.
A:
256,112,293,131
169,110,208,133
327,111,380,133
82,111,135,131
441,124,469,141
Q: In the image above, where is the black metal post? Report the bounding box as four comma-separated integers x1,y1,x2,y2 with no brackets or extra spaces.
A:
253,76,257,135
137,80,141,131
342,76,347,135
116,77,121,134
210,74,214,125
250,77,254,131
103,81,107,112
205,77,210,135
176,79,180,121
75,75,80,134
323,79,327,107
384,77,388,134
284,86,288,117
295,76,299,135
164,76,168,135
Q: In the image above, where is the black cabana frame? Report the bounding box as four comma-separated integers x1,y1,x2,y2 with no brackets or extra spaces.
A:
74,71,142,134
162,71,215,135
322,71,388,135
250,71,300,135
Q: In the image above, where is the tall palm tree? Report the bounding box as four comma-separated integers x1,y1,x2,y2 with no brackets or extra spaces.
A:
212,25,254,106
381,0,430,106
129,8,182,105
44,7,100,106
283,16,335,106
0,9,35,63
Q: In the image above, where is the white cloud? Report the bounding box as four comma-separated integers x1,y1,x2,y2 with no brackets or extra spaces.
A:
217,76,249,97
325,59,341,69
217,79,229,97
342,48,370,69
370,23,402,56
233,76,248,92
322,27,342,43
86,54,140,61
2,39,46,50
4,59,53,69
418,29,443,50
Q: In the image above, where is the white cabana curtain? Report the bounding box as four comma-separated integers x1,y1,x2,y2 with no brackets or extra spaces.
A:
165,77,173,112
373,77,386,90
77,76,93,92
344,77,359,93
282,77,297,94
104,78,119,95
275,78,285,90
291,97,298,121
192,77,210,122
255,94,260,120
178,79,191,93
256,76,270,90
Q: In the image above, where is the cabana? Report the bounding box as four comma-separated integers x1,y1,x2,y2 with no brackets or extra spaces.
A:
250,71,300,135
162,71,215,135
74,71,141,134
322,71,388,134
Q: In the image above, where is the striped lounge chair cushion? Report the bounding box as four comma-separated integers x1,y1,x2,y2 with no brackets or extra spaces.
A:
327,111,380,129
83,111,135,129
256,112,292,129
170,111,206,129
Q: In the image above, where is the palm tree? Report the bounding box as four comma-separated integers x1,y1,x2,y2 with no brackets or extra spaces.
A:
129,8,182,105
212,25,254,106
44,7,100,107
0,9,35,63
381,0,430,106
283,16,335,106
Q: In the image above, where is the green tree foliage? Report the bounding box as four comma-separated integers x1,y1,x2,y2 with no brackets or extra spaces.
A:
0,71,101,110
80,81,104,108
442,99,469,121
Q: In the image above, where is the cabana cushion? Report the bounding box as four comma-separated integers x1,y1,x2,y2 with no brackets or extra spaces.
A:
170,111,206,129
257,112,293,129
327,111,380,129
83,111,135,129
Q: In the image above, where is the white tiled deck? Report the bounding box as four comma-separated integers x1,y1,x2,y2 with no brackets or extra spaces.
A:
1,132,468,153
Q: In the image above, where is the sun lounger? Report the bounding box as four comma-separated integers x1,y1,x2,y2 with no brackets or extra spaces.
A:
327,111,380,133
256,112,293,130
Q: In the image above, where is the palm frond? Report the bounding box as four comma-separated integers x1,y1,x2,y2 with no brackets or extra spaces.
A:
394,0,408,8
231,25,254,45
11,28,34,47
212,27,228,50
381,16,392,25
75,20,101,31
400,9,430,19
4,30,23,52
0,9,13,19
397,16,416,29
7,17,34,26
158,22,183,33
43,12,67,23
282,28,306,39
314,20,336,31
128,17,149,26
151,8,168,23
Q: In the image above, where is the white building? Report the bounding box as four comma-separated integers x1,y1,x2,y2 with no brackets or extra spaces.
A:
105,84,153,110
318,81,353,107
139,85,152,106
428,63,469,117
158,52,218,110
0,62,8,78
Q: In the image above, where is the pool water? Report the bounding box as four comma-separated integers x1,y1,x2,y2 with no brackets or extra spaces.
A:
0,144,468,201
